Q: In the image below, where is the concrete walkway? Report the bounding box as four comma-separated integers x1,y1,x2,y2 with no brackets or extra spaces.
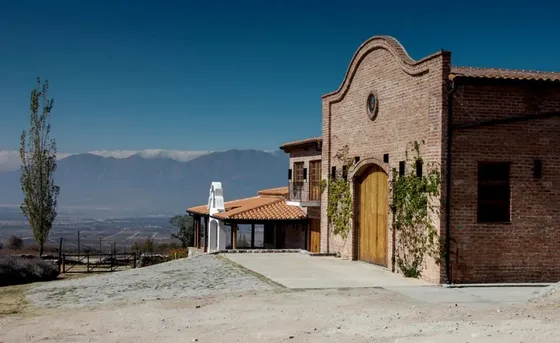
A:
224,253,429,288
223,253,549,304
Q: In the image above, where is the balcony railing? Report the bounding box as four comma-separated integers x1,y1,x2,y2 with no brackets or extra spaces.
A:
288,181,321,202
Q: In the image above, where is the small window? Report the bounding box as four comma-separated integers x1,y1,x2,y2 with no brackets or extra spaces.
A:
477,162,511,223
342,165,347,180
383,153,389,163
399,161,405,176
534,159,542,179
416,160,423,178
366,93,378,120
331,166,337,179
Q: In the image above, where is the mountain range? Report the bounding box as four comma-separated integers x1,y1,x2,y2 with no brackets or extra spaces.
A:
0,149,289,218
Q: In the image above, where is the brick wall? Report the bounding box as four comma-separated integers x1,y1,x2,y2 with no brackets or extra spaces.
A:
321,36,450,283
288,146,322,183
449,80,560,283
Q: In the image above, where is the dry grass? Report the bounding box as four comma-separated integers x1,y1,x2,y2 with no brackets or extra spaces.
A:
0,271,104,317
0,283,32,316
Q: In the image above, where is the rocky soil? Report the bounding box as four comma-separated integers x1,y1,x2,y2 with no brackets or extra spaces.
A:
25,254,278,308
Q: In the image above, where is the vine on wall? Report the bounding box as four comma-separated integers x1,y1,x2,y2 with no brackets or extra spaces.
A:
320,145,354,240
391,140,442,278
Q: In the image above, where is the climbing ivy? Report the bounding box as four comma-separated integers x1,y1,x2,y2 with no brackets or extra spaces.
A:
391,140,442,278
320,145,354,240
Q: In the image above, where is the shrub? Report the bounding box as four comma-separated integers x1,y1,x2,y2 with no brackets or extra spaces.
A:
168,248,188,260
6,235,24,250
0,256,59,286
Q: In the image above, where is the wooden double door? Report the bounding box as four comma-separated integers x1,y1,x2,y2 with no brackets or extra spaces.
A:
356,164,388,266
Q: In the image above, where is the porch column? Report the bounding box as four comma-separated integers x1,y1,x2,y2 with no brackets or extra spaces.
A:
197,218,201,248
204,215,209,252
251,224,255,249
194,217,199,249
232,224,238,249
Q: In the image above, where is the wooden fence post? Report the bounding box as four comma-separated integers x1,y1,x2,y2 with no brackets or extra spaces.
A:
87,254,90,273
58,238,63,273
62,253,66,273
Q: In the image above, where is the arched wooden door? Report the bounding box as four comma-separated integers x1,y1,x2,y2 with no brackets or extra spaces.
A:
356,164,388,266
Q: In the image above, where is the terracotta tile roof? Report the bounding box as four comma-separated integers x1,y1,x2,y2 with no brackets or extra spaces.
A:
450,66,560,82
186,196,262,216
214,198,306,220
186,187,305,221
257,186,289,197
279,137,322,151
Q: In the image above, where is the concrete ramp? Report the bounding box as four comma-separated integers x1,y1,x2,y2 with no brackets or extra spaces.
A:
224,253,429,288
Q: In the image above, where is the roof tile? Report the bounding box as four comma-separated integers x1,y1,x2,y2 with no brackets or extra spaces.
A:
279,137,322,151
257,186,289,197
450,66,560,82
214,199,306,220
186,186,305,221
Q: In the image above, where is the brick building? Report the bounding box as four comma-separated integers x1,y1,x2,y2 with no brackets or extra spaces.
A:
281,35,560,284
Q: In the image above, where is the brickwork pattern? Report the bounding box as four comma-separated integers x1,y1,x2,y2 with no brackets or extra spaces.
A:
321,36,450,283
449,82,560,283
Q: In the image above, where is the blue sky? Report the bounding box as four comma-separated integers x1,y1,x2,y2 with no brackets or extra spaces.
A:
0,0,558,155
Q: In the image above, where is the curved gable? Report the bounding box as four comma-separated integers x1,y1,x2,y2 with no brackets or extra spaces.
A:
323,35,447,102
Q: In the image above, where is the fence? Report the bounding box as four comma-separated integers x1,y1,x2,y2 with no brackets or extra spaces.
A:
60,251,138,273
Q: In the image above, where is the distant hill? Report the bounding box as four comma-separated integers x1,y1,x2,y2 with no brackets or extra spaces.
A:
0,149,288,218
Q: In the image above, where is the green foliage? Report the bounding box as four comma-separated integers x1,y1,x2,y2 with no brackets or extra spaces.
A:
19,77,60,256
168,248,189,260
321,145,354,240
170,215,194,248
391,141,442,278
7,235,24,250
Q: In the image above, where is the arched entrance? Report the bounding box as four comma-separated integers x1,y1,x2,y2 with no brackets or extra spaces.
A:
355,164,388,266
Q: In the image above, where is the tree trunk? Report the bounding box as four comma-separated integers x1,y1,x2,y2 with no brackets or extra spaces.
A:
39,241,44,257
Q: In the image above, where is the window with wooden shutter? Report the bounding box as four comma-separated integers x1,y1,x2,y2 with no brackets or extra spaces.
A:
293,162,304,183
309,160,321,201
477,162,511,223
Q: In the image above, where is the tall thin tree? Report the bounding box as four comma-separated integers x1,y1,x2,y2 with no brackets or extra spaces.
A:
19,77,60,256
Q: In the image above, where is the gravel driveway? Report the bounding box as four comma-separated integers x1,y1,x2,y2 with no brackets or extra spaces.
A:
26,255,279,308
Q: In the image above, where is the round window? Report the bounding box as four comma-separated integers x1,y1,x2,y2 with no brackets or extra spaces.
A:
366,93,378,120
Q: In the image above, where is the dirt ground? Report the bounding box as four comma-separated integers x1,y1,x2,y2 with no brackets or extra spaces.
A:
1,286,559,342
1,255,558,342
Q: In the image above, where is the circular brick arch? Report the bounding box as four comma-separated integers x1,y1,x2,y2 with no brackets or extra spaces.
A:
349,157,389,181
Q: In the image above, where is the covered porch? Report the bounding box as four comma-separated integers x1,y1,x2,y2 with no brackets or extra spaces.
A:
187,186,318,252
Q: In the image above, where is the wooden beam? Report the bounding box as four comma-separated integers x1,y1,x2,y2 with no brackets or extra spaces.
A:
305,221,309,251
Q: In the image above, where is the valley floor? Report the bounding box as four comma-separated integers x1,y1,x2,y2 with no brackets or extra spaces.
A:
1,255,558,343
